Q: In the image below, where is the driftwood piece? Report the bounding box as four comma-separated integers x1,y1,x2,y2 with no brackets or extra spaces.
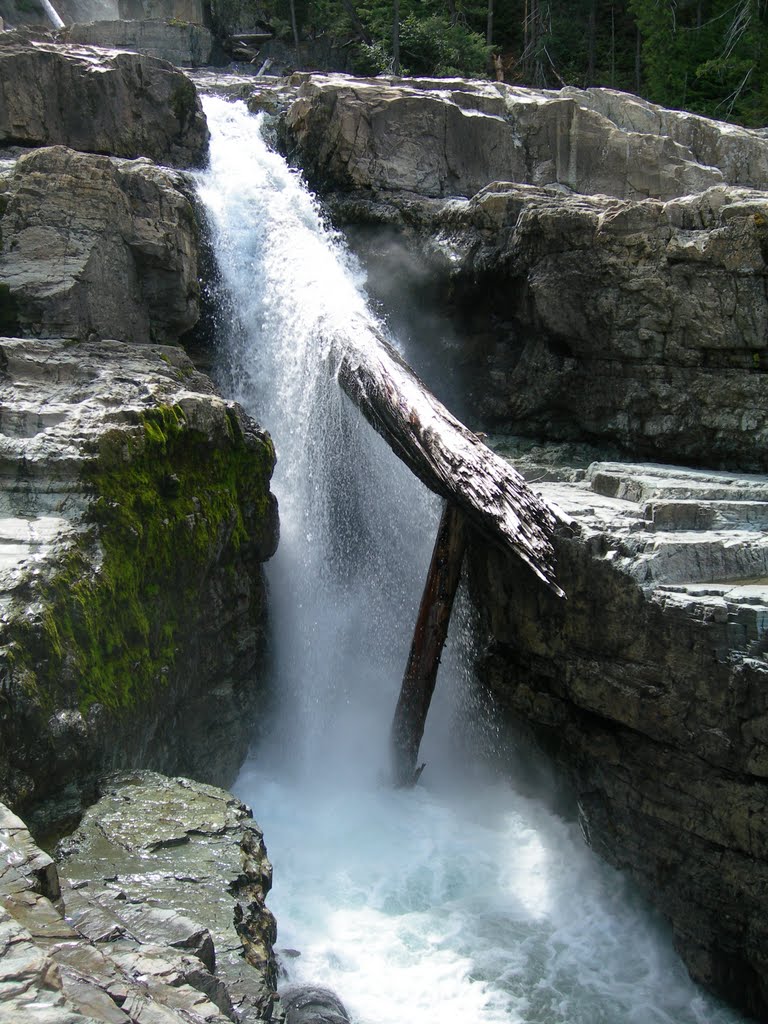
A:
390,501,467,787
335,319,563,596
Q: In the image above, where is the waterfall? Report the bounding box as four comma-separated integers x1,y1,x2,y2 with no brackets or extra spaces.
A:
195,95,742,1024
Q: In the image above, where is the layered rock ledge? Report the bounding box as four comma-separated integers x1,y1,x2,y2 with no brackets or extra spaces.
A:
468,454,768,1018
1,772,280,1023
0,337,277,832
280,74,768,202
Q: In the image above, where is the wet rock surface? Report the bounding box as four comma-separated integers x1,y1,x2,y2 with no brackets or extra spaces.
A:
281,987,349,1024
0,32,208,168
0,336,277,830
0,772,281,1023
468,452,768,1018
0,145,199,343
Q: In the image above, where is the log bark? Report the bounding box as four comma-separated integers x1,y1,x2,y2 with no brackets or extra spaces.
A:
390,501,467,787
335,318,563,596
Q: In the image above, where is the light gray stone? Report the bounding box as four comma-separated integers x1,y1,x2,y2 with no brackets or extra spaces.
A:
61,20,214,67
279,75,768,202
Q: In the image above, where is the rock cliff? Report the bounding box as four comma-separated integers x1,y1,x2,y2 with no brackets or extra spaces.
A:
0,772,281,1023
0,145,199,343
278,75,768,471
0,336,278,833
0,40,278,834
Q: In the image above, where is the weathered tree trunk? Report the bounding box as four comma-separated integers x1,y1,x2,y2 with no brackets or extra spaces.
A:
392,0,400,73
390,501,467,787
334,317,562,789
288,0,300,64
335,318,562,596
341,0,371,43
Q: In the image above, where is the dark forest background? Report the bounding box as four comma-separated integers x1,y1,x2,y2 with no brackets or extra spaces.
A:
248,0,767,126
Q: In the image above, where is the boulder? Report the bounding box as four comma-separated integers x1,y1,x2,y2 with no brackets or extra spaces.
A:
0,145,199,344
61,20,214,67
0,33,208,167
279,75,768,202
0,773,281,1023
467,453,768,1019
57,771,281,1021
0,336,278,833
282,986,350,1024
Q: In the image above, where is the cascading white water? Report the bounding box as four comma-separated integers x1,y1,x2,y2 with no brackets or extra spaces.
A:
196,95,744,1024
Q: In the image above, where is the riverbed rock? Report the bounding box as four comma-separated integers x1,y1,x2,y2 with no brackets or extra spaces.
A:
0,145,199,343
0,336,278,833
467,453,768,1019
0,773,281,1022
280,75,768,202
0,33,208,167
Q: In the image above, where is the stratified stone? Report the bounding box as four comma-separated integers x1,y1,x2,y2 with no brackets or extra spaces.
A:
279,75,768,202
467,454,768,1019
61,21,214,68
0,145,199,343
0,337,277,831
0,33,208,168
320,179,768,473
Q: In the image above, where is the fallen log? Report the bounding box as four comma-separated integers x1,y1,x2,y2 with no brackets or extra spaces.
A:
335,316,563,596
333,315,563,787
390,501,467,787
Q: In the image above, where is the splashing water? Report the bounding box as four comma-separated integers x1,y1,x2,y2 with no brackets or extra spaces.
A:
195,95,743,1024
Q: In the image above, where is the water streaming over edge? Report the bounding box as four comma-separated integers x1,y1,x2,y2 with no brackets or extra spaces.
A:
195,95,744,1024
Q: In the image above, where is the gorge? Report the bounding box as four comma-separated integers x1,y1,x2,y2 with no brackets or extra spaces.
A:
1,29,767,1024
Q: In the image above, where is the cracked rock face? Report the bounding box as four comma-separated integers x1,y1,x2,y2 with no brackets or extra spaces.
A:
0,33,208,168
0,146,200,344
467,453,768,1019
0,773,281,1023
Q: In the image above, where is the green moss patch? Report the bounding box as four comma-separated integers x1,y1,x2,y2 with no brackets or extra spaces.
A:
7,404,275,714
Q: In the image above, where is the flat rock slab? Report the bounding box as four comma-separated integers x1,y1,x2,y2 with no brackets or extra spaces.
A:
0,32,208,168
